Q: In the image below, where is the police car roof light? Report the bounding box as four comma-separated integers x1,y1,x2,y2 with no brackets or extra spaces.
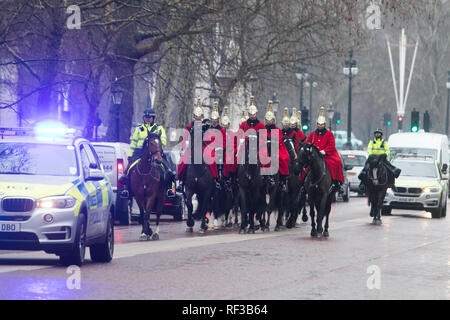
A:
34,121,76,140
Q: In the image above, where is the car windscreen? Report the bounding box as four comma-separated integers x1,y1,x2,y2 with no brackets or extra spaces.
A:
343,154,366,167
0,143,78,176
390,147,437,160
392,160,438,178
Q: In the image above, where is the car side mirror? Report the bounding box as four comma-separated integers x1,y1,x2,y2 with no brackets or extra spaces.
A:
344,164,353,171
86,168,105,181
443,163,448,174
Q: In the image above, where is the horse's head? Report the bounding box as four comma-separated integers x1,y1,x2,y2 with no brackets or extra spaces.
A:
368,154,386,169
297,143,318,166
145,132,163,164
283,137,297,160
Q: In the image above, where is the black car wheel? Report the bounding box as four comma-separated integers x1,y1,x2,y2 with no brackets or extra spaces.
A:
90,214,114,263
59,213,86,267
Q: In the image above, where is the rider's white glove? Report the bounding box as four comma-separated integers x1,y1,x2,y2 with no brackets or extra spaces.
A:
320,150,326,156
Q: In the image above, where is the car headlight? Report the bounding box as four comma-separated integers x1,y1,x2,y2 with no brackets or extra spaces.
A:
36,196,76,209
387,187,393,193
422,186,440,193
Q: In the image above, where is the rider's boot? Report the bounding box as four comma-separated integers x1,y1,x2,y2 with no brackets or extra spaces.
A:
119,157,133,187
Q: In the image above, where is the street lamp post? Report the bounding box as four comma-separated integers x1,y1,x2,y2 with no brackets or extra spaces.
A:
296,65,308,117
111,78,123,142
327,104,335,134
343,50,358,150
305,75,318,121
446,71,450,136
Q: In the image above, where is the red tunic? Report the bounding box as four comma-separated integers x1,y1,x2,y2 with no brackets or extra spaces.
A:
176,122,219,179
295,130,307,151
263,126,290,176
295,130,308,181
222,128,239,178
306,129,344,182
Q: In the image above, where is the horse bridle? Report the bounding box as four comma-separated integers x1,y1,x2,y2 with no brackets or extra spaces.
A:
137,137,162,177
300,144,327,189
368,160,388,186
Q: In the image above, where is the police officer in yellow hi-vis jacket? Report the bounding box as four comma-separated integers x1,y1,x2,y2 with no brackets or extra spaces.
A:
358,128,401,187
119,108,176,196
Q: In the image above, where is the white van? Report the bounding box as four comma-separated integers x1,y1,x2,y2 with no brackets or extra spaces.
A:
92,142,132,225
388,132,449,194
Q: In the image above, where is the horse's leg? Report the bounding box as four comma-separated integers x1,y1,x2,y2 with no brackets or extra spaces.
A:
200,184,213,233
323,193,333,237
144,195,156,239
185,189,194,232
310,194,317,237
238,187,247,234
376,188,386,225
315,192,328,237
152,193,164,240
137,203,149,241
300,186,308,222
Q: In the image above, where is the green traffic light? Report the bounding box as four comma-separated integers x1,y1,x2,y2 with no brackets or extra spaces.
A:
336,120,341,124
302,124,309,131
387,121,391,126
411,125,419,132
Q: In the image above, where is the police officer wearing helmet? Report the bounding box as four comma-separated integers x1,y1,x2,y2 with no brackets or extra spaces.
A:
119,108,176,196
358,128,401,188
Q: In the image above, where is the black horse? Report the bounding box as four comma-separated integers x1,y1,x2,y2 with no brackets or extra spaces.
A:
222,173,239,228
363,154,390,225
263,173,281,232
297,143,333,238
282,135,306,229
237,132,265,234
183,123,215,234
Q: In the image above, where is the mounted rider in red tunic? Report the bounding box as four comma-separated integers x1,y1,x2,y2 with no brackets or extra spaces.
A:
176,99,219,191
220,107,239,179
262,100,291,192
306,106,344,190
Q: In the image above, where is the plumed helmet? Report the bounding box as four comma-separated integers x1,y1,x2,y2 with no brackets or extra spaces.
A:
211,101,220,120
317,106,326,125
265,100,275,121
221,106,230,126
247,96,258,115
281,108,290,126
143,108,156,118
193,97,204,117
290,107,298,125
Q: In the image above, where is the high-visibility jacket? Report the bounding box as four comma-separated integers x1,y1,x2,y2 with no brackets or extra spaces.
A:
367,138,390,157
128,123,166,157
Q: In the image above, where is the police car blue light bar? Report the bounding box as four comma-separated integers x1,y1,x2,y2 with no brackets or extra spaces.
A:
34,121,76,139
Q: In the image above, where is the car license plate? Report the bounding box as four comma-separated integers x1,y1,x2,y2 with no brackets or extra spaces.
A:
0,222,21,232
396,197,416,203
348,172,356,176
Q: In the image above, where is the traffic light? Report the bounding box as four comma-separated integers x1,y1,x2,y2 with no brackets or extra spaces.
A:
301,108,310,131
397,115,403,130
334,112,341,125
423,111,431,132
383,113,392,126
411,109,419,132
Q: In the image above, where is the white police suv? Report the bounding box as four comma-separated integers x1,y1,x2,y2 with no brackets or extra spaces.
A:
0,122,114,266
